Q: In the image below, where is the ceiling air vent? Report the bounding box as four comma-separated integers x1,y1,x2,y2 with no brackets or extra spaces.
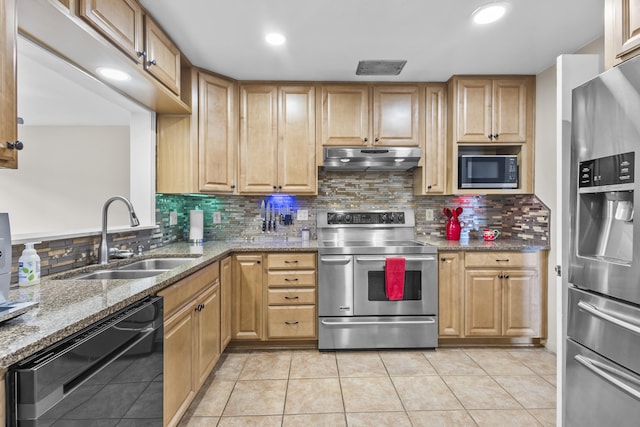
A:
356,60,407,76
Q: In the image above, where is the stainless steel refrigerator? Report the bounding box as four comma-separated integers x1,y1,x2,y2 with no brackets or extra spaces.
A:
566,54,640,425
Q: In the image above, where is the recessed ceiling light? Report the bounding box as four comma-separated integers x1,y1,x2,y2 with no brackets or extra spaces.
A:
265,33,286,46
472,2,508,25
96,67,130,81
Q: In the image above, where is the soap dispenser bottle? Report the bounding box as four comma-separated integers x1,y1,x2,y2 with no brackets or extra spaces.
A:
18,243,40,286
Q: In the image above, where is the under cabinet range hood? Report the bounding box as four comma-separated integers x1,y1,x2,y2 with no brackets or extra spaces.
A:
322,147,422,171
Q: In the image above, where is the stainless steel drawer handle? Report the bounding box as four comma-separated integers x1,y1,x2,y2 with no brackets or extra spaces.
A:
284,296,299,300
321,319,435,326
577,300,640,335
575,354,640,400
285,321,299,325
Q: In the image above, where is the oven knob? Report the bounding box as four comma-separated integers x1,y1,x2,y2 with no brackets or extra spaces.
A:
344,214,352,223
327,213,338,224
396,212,404,223
380,213,388,223
388,213,395,223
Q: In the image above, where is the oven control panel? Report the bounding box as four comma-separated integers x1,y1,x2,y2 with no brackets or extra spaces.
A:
327,211,405,225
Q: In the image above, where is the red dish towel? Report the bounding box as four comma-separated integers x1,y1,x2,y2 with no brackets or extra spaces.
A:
385,257,406,301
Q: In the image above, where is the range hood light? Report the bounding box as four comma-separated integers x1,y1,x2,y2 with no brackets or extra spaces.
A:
340,158,351,163
394,158,405,163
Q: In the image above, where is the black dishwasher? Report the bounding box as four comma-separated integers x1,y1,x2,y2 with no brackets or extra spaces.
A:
7,296,163,427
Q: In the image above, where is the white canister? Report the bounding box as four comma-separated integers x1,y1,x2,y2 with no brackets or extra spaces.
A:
301,227,310,242
189,209,204,243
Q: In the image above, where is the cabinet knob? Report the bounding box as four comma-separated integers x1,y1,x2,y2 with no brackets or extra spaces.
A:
256,260,261,264
147,59,157,66
136,51,147,58
278,185,282,190
493,134,499,139
487,134,493,140
427,185,432,190
440,257,446,262
273,185,277,190
504,275,509,279
230,185,236,189
374,137,379,143
498,274,504,279
6,141,23,150
363,137,368,143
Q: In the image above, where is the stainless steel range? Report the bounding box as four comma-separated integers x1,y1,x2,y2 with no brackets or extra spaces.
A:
317,209,438,350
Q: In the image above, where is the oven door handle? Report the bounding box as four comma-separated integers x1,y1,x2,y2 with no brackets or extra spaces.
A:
355,256,436,262
574,354,640,400
577,300,640,335
321,318,436,326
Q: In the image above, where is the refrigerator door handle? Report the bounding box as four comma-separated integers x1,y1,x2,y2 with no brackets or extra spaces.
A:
575,354,640,400
578,300,640,335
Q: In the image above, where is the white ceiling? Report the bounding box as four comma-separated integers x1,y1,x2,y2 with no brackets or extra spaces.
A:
139,0,604,82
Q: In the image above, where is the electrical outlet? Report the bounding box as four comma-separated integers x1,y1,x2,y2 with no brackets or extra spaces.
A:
425,209,434,221
169,210,178,226
213,211,222,224
297,209,308,221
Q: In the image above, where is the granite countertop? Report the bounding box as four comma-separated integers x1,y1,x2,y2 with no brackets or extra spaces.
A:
0,236,546,369
419,237,549,251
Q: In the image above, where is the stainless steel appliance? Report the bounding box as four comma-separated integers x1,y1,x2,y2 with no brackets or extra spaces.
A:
317,209,438,350
7,296,163,426
0,213,37,323
566,55,640,425
458,154,518,188
322,147,422,171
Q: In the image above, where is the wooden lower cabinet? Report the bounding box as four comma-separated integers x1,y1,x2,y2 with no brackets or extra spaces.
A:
159,261,220,427
220,256,232,349
267,306,316,339
231,254,264,340
439,250,546,344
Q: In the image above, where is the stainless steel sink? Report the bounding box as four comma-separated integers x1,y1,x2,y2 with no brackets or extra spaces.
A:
116,258,195,271
70,269,170,280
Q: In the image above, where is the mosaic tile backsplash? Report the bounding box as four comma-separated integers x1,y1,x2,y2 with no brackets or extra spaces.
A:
10,170,549,282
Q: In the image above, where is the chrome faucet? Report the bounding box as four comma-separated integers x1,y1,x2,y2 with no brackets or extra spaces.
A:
98,196,140,265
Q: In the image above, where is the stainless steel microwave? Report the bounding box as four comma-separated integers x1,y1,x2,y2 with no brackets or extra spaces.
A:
458,155,518,189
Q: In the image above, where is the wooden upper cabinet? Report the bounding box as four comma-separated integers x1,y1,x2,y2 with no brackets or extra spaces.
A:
278,85,316,194
414,84,447,195
144,15,181,95
372,85,420,146
0,0,17,169
452,77,531,144
320,84,369,146
606,0,640,67
79,0,144,63
199,73,237,192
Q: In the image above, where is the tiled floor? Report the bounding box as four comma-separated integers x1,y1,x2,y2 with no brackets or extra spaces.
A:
178,347,557,427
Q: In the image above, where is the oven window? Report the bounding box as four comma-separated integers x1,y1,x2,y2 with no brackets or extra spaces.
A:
368,271,422,301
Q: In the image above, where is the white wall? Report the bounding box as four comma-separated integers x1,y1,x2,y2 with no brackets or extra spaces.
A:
0,126,131,236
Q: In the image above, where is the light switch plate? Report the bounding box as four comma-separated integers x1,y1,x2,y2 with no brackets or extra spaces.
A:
297,209,308,221
213,211,222,224
169,211,178,226
425,209,434,221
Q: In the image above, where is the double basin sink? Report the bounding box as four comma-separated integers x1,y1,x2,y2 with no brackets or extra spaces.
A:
68,257,198,280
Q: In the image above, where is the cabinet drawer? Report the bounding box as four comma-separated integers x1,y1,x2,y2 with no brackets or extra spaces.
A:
465,251,538,268
159,261,219,317
267,253,316,270
267,270,316,287
267,306,316,338
268,288,316,305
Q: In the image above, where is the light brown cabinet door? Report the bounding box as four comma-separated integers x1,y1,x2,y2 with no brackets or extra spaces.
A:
418,84,447,194
199,73,237,192
320,85,370,146
156,115,197,193
372,85,420,146
232,254,264,340
79,0,143,63
220,256,232,350
278,85,316,194
0,0,17,169
144,15,181,95
239,85,278,193
455,79,492,143
164,305,195,427
195,284,221,387
492,79,528,143
612,0,640,63
438,252,463,337
464,269,502,337
502,269,541,337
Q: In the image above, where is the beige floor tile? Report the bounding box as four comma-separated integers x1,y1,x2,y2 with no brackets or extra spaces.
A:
380,351,437,376
408,410,477,427
346,411,412,427
508,349,557,376
464,349,535,376
223,379,287,416
193,378,235,416
528,408,556,426
217,415,283,426
182,416,220,427
340,377,404,412
469,409,542,426
336,352,387,377
289,350,338,378
392,376,462,411
443,375,522,410
541,375,557,387
213,353,249,380
424,349,486,376
283,413,347,427
239,351,292,380
284,378,344,414
493,376,556,409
